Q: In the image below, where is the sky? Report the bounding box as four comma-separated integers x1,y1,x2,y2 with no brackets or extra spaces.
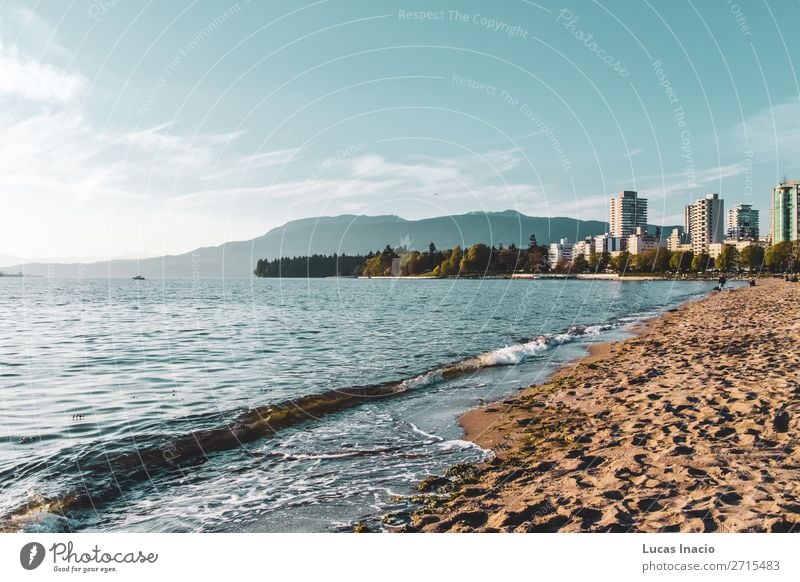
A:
1,0,798,260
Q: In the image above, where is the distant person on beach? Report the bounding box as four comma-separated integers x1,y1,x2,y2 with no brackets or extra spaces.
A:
718,275,727,290
749,279,756,287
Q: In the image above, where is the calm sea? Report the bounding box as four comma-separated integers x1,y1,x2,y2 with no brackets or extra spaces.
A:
0,277,722,532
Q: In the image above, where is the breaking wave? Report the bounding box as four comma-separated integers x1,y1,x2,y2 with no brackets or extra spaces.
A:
0,321,614,531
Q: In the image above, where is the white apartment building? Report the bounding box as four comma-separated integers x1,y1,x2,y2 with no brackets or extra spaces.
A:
626,226,665,255
548,238,574,269
685,193,725,254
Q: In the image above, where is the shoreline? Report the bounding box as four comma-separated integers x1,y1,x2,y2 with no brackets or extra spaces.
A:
457,309,676,454
410,279,799,532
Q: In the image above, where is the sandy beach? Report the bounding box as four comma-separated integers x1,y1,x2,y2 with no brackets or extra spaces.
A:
411,278,800,532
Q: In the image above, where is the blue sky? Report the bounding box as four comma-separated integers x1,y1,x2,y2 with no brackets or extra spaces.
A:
1,0,798,259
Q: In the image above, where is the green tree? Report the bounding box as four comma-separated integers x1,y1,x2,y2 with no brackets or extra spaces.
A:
572,254,589,272
669,250,693,273
588,251,611,272
765,241,795,272
634,248,670,272
716,245,738,272
739,245,765,272
691,252,711,272
611,251,631,273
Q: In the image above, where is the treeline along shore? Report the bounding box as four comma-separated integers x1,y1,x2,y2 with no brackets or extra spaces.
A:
254,238,800,278
405,279,800,532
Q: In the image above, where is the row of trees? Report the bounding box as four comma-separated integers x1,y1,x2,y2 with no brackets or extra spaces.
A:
254,254,368,277
401,238,550,277
254,236,550,278
254,239,800,278
562,242,795,275
560,245,769,275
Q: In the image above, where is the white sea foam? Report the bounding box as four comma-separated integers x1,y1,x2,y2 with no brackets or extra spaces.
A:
404,421,443,442
399,370,443,390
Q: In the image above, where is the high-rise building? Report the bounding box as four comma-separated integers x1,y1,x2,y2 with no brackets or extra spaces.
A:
685,193,725,255
772,180,800,243
609,191,648,238
727,204,759,241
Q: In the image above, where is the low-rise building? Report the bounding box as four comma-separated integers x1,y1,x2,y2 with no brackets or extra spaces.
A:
548,238,574,269
666,227,689,252
572,238,593,259
708,239,767,259
593,234,623,255
627,226,665,255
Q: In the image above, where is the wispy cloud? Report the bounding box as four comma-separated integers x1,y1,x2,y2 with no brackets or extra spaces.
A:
731,98,800,167
0,4,83,103
166,148,542,227
624,147,643,159
0,51,86,102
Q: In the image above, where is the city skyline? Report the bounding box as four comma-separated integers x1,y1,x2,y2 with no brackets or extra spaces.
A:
1,1,798,260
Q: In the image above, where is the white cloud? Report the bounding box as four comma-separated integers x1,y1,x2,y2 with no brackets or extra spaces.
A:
0,4,84,103
0,52,86,102
164,148,541,227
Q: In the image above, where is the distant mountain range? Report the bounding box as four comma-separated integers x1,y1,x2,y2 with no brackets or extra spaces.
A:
0,211,673,278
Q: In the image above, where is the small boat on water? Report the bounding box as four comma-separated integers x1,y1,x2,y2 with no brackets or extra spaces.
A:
132,275,145,280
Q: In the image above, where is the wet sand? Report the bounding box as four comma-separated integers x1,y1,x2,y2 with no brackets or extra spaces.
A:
412,278,800,532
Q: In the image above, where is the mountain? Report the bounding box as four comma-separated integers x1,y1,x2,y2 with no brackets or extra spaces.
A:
2,211,670,278
0,254,26,269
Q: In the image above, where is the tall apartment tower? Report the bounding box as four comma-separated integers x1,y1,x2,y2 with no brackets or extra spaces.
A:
772,180,800,243
727,204,759,241
609,190,648,238
685,193,725,254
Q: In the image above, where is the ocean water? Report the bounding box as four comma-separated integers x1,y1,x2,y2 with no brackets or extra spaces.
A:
0,277,723,532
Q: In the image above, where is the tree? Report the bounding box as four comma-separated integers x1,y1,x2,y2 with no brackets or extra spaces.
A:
460,243,491,273
572,254,589,272
381,244,397,260
254,253,368,278
691,252,711,272
716,245,738,272
765,241,795,272
669,250,693,273
739,245,765,272
403,251,423,275
527,245,550,272
553,258,571,273
438,245,463,276
632,248,669,272
611,251,631,273
588,251,610,272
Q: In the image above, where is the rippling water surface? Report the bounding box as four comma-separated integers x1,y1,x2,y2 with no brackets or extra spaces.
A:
0,277,721,532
